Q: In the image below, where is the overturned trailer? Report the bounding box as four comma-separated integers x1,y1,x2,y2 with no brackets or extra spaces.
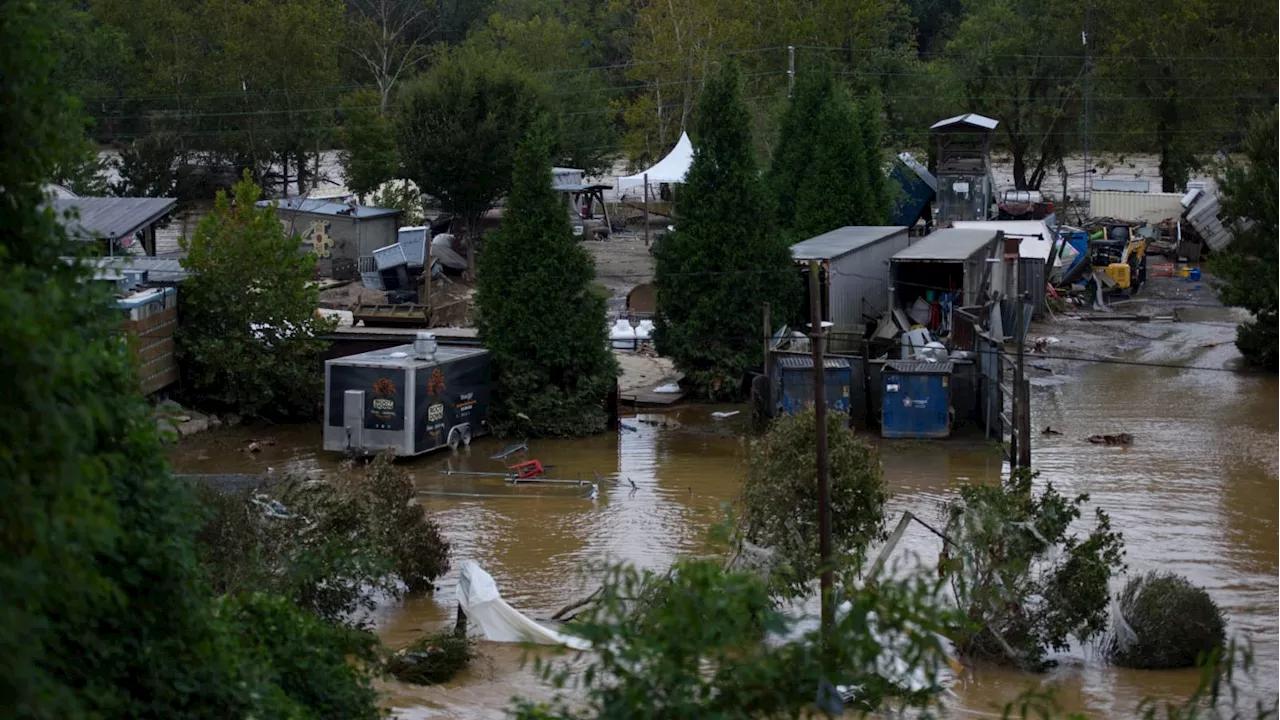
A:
324,334,491,457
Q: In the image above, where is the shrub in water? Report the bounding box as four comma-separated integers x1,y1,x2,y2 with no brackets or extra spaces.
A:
1108,572,1226,670
386,628,476,685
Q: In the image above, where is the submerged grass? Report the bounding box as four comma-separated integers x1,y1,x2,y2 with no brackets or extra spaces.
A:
386,629,476,685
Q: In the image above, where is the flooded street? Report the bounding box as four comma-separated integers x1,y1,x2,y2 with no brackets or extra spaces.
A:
170,309,1277,718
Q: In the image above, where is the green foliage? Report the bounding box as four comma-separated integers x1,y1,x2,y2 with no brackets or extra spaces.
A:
739,408,889,599
510,559,961,719
1108,572,1227,670
195,453,451,622
223,593,383,719
1211,107,1278,370
178,173,334,419
653,65,801,400
0,5,380,717
339,89,400,202
465,10,619,175
943,468,1126,670
111,132,186,198
476,123,618,437
386,628,477,685
940,0,1082,190
395,46,551,237
370,179,427,225
771,71,891,240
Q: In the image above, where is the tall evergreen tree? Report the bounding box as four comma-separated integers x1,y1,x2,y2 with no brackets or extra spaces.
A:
1212,106,1278,369
476,122,618,437
653,64,800,400
770,72,891,241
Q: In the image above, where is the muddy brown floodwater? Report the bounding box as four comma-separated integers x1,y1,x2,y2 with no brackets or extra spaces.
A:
171,315,1277,720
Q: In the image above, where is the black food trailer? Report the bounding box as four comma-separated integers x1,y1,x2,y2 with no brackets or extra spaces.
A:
323,334,491,457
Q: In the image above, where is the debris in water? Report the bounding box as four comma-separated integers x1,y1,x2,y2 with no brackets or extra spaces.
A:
246,441,261,453
711,410,740,419
1088,433,1133,445
491,441,528,460
1042,426,1062,436
619,423,638,433
653,383,681,394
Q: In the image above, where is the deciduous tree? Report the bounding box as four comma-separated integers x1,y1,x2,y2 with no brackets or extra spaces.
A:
178,173,334,418
653,64,800,399
338,89,400,202
476,122,618,437
395,47,550,238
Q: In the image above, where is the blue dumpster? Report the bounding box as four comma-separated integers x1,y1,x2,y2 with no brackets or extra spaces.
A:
881,360,953,439
773,355,852,416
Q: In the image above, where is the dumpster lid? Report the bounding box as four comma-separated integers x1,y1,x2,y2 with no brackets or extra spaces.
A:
776,355,851,370
884,360,954,374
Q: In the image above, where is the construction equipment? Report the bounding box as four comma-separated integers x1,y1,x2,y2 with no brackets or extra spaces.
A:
1084,222,1148,297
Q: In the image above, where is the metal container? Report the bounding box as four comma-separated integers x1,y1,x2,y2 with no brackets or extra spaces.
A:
358,255,384,290
414,331,438,361
324,344,492,457
372,242,408,271
881,360,953,439
398,226,428,267
772,354,853,416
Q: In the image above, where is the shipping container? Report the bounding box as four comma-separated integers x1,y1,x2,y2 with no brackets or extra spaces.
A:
1089,190,1184,225
323,338,491,457
881,360,953,439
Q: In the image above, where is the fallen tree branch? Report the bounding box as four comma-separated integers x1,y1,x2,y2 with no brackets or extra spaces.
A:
550,587,601,621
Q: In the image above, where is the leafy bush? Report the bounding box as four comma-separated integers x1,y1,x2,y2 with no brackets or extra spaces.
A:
943,468,1126,670
738,408,889,599
652,64,801,400
177,173,334,419
338,89,399,203
195,453,450,623
476,122,617,437
386,628,476,685
510,559,960,719
1108,572,1226,670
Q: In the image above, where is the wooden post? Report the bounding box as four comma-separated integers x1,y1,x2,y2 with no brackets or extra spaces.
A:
1016,293,1032,469
643,173,651,248
809,261,834,637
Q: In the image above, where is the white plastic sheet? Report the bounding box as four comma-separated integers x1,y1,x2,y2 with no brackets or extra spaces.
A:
618,132,694,189
457,561,592,650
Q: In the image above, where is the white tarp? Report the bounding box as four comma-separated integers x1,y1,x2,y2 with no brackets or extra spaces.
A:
618,132,694,189
457,560,592,650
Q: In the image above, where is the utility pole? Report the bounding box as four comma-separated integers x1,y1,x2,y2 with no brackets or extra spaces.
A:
1082,0,1093,208
643,173,650,248
787,45,796,99
1016,292,1032,468
808,261,834,635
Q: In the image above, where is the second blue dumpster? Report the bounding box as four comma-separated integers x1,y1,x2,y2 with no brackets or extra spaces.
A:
881,360,953,439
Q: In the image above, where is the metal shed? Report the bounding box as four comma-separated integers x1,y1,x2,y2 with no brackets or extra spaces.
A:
260,198,403,279
51,197,177,256
791,226,910,352
890,228,1000,312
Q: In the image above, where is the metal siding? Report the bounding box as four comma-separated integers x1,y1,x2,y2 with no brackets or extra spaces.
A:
1089,191,1184,224
1017,256,1046,319
777,363,853,415
881,369,951,438
828,228,909,352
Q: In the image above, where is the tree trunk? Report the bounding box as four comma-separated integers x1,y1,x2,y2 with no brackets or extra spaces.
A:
1011,143,1030,191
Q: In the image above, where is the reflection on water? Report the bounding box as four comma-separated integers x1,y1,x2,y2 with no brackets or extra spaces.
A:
170,355,1278,718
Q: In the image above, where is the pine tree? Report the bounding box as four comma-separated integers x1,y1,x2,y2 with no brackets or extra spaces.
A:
1212,106,1278,369
770,72,891,240
653,64,800,400
476,122,618,437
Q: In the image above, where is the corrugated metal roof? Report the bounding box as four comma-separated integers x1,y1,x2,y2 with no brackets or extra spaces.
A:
893,228,997,261
951,220,1057,261
929,113,999,131
82,255,190,282
775,355,851,370
258,197,402,219
791,226,909,261
885,360,954,374
51,197,177,240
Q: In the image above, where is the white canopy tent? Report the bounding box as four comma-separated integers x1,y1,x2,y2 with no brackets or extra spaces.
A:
618,131,694,190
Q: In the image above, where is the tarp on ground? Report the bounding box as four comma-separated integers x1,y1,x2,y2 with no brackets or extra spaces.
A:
457,561,592,650
618,132,694,189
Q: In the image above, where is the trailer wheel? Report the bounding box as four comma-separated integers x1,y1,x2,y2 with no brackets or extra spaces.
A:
447,426,462,451
460,424,472,447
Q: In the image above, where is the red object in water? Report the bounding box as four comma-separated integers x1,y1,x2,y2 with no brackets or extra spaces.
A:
509,459,545,479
